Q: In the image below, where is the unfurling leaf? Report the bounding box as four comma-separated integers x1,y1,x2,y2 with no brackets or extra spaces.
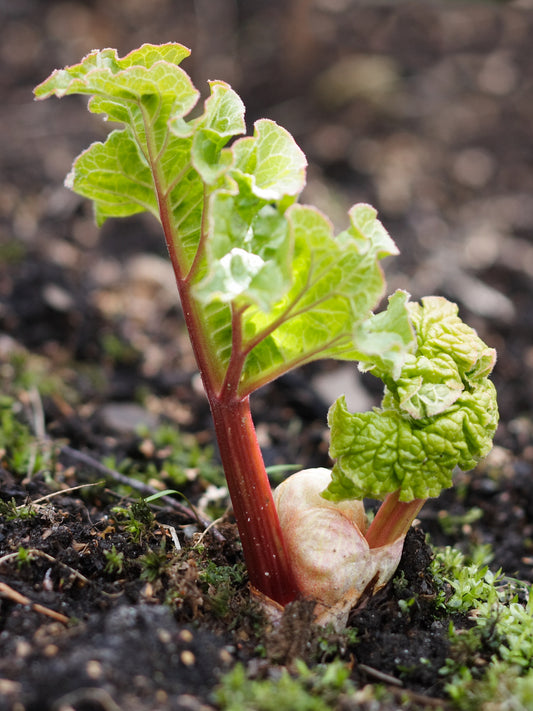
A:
35,44,415,396
326,296,499,503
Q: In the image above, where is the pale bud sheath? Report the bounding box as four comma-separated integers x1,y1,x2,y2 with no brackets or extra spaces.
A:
273,468,404,629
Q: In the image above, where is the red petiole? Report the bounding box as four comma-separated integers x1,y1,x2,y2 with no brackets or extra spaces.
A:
160,190,300,606
365,490,426,549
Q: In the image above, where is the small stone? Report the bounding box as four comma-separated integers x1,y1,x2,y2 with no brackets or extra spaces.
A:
98,402,158,434
157,628,172,644
0,679,21,695
43,644,59,657
15,640,32,658
86,659,103,679
180,650,196,667
155,690,168,704
42,283,74,312
218,648,233,665
178,629,194,643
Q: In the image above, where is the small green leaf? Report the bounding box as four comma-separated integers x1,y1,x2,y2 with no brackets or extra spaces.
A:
392,352,465,419
65,129,158,227
119,43,192,69
34,45,248,274
194,197,292,312
201,248,265,302
388,297,497,419
408,296,496,385
233,119,307,200
35,44,199,155
355,290,416,381
34,43,192,97
188,80,246,184
339,203,399,259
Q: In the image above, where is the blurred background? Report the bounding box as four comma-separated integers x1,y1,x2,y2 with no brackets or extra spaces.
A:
1,0,532,453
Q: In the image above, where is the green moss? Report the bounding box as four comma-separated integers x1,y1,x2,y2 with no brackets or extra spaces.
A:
103,544,125,575
139,541,170,582
138,423,224,490
447,662,533,710
198,561,248,619
215,660,354,711
111,499,155,543
432,546,533,709
0,497,36,521
0,395,49,477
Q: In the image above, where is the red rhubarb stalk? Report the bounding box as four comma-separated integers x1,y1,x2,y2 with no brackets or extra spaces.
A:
161,209,300,606
210,395,300,605
364,489,425,549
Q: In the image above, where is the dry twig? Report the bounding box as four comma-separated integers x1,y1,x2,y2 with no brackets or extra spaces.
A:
0,581,69,624
0,548,90,586
59,444,224,540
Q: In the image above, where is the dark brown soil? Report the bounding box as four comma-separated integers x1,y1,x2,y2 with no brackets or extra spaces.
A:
1,1,533,709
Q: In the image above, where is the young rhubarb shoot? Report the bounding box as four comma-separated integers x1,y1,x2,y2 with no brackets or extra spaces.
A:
274,467,405,628
35,45,498,622
274,298,497,627
325,296,498,524
321,296,497,621
35,44,413,607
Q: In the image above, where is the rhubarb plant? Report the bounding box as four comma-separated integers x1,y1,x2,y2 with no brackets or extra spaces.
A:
35,44,498,624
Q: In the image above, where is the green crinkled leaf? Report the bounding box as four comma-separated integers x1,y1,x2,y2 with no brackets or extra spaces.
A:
233,119,307,200
326,377,498,503
65,129,158,226
325,295,499,503
355,290,416,381
34,45,424,403
188,80,246,184
387,296,497,419
408,297,496,385
235,203,405,392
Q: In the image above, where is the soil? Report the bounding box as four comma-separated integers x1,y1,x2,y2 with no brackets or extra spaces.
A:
1,1,533,709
